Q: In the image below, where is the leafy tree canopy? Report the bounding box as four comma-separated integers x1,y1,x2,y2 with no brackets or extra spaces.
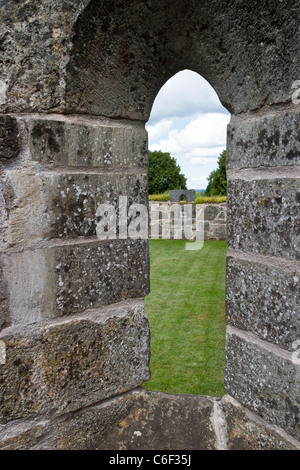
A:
148,150,187,195
205,150,227,196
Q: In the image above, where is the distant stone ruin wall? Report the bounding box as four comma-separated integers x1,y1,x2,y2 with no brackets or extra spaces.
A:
149,201,227,241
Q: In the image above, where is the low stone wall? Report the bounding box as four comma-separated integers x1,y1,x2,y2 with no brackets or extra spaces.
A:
149,201,227,241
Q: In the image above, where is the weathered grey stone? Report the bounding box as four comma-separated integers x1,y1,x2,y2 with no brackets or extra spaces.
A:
0,115,20,164
1,1,299,117
1,170,148,244
222,395,300,450
215,210,226,221
1,248,58,325
213,224,226,241
226,256,300,350
227,178,300,260
53,239,150,315
2,239,150,324
0,257,11,330
0,301,150,423
55,389,218,450
23,116,148,169
0,420,46,450
0,170,51,248
227,108,300,170
0,0,90,114
204,205,220,221
224,327,300,440
1,0,299,452
64,1,300,118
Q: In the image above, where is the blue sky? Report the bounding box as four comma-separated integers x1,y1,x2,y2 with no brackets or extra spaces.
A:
146,70,231,190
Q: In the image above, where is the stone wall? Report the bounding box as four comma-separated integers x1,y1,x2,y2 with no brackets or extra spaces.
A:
0,0,299,451
149,201,227,241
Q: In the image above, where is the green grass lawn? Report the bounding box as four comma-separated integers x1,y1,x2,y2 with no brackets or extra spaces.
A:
143,239,227,397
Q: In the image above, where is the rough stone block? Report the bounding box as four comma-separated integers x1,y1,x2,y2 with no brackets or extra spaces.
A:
222,395,300,450
226,256,300,350
0,420,46,450
2,239,150,324
0,301,150,424
53,239,150,315
204,205,221,221
1,170,148,245
224,327,300,440
212,224,226,241
49,172,148,240
55,389,218,450
0,1,89,114
63,1,300,118
0,115,20,164
0,170,51,248
1,1,299,119
227,178,300,260
0,258,10,330
1,249,57,325
24,116,148,169
227,109,300,169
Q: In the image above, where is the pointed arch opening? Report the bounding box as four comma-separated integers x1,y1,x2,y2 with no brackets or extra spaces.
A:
143,70,230,397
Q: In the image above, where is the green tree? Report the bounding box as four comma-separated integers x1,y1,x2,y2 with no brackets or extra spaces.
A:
205,150,227,196
148,150,187,194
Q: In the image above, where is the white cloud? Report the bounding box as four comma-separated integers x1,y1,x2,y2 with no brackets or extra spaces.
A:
146,70,231,189
188,154,224,165
170,113,229,150
149,69,228,124
146,119,174,142
188,175,212,188
148,113,229,164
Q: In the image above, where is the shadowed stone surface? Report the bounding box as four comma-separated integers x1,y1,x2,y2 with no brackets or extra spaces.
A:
227,107,300,169
24,116,148,169
0,258,9,329
169,190,196,203
64,1,300,118
55,389,218,450
224,327,300,441
0,0,90,114
2,391,300,450
227,178,300,260
222,395,300,450
0,1,299,118
0,115,20,164
0,302,150,424
226,256,300,350
0,421,46,450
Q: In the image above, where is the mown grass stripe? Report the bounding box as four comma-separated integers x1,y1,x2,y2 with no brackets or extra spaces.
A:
143,239,226,397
